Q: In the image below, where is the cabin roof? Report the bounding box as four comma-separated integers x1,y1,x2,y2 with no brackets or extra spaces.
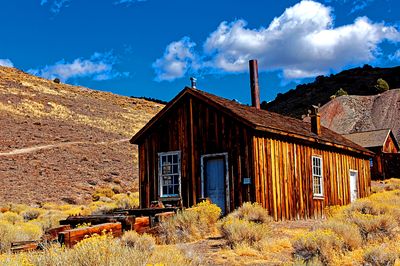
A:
131,87,373,156
343,129,400,150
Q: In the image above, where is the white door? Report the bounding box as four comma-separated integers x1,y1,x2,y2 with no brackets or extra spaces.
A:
350,170,358,202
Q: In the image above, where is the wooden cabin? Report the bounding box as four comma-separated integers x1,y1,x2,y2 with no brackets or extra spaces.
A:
343,129,399,179
130,61,373,220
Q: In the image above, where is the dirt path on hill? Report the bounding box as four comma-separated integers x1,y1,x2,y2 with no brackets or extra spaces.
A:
0,138,130,156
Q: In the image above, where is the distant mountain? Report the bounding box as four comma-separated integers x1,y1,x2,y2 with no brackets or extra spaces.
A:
0,66,163,205
264,65,400,118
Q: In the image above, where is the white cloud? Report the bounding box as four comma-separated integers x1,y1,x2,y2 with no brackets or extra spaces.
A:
152,37,199,82
29,51,128,82
389,49,400,62
40,0,71,14
153,0,400,81
0,59,14,68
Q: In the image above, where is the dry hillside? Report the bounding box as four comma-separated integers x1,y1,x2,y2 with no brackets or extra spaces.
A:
312,89,400,141
0,66,163,205
265,65,400,118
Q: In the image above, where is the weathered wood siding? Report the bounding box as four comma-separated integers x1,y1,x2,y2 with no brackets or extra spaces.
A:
253,134,371,220
383,135,399,153
137,94,371,219
138,94,254,211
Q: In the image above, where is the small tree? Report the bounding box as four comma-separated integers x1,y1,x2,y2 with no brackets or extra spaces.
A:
335,88,348,97
375,78,389,92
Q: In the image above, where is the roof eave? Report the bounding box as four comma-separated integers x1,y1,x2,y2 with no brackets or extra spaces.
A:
130,87,191,144
254,125,374,157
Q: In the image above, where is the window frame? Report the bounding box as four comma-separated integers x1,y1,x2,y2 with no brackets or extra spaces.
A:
158,151,182,198
312,155,324,198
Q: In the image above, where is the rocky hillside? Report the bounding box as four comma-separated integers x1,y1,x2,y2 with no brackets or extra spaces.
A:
264,65,400,118
0,66,163,205
307,89,400,141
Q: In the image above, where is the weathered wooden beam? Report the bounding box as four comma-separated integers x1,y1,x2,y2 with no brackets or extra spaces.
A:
58,223,122,248
59,214,135,231
44,225,71,242
113,207,179,217
11,241,39,253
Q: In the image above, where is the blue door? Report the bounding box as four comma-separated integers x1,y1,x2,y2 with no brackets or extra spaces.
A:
205,157,226,214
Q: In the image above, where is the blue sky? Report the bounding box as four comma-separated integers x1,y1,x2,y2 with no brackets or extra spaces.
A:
0,0,399,104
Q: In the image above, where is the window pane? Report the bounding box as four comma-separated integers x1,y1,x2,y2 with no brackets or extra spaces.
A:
159,152,181,196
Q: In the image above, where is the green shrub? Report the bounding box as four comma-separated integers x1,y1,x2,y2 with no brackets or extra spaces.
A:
375,78,389,92
335,88,348,97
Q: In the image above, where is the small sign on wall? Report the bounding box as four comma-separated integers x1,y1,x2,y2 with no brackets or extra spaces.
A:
243,177,251,185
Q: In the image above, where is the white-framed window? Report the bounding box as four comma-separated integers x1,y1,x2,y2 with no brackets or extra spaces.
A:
312,156,323,197
158,151,181,197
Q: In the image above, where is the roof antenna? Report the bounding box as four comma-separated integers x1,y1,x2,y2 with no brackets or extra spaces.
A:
190,77,197,89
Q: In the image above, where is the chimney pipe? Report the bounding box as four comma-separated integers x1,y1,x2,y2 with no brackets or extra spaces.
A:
310,105,321,136
249,60,260,109
190,77,197,89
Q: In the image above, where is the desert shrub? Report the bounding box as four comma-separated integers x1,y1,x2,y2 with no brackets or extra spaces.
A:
6,204,29,214
111,185,123,194
92,187,115,201
189,200,221,229
89,201,118,215
148,245,197,266
292,229,344,265
112,193,139,209
0,220,43,253
157,209,202,244
157,201,221,244
120,231,155,252
349,213,397,241
318,220,362,251
0,211,23,224
219,217,270,248
35,210,68,231
0,221,14,253
0,234,196,266
363,244,398,266
346,199,388,216
230,202,272,224
29,234,148,266
21,208,41,221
